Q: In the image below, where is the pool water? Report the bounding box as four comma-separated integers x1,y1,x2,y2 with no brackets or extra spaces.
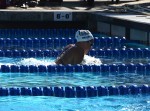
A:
0,95,150,111
1,70,150,87
0,57,150,111
0,68,150,87
0,57,150,87
0,29,149,111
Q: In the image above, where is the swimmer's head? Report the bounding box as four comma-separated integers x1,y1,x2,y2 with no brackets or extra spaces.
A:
75,30,94,42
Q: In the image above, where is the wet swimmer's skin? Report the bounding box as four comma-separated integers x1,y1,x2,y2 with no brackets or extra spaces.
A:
55,30,94,65
55,44,84,65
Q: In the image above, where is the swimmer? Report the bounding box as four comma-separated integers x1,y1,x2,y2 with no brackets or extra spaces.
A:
55,30,94,65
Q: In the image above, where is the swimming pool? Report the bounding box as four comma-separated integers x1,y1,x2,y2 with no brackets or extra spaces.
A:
0,28,150,111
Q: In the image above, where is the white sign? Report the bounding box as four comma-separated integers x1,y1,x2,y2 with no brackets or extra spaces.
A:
54,12,72,21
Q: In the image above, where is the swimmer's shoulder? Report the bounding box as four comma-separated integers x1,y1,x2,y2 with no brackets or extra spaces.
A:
64,44,83,53
56,45,84,65
71,46,84,64
70,45,84,56
64,44,74,50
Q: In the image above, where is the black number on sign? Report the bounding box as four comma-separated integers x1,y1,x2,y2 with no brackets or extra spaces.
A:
57,14,61,19
65,14,69,19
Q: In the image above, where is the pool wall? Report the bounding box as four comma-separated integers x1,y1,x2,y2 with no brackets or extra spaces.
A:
88,12,150,44
0,11,88,29
0,10,149,45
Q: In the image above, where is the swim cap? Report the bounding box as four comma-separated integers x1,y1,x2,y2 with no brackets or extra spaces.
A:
75,30,94,42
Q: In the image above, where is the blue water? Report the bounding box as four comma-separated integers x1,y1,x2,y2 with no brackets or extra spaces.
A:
126,42,150,49
0,57,150,110
0,57,150,87
0,29,149,111
0,95,150,111
1,70,149,87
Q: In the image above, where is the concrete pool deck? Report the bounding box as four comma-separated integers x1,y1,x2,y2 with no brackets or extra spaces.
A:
3,0,149,11
1,0,149,24
0,0,149,43
2,0,149,24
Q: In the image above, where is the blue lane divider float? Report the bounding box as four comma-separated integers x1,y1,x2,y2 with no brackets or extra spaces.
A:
0,85,149,97
0,48,150,59
0,28,77,38
1,63,150,74
0,37,126,49
94,48,150,59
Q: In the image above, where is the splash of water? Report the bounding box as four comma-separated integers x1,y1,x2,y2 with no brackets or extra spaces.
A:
17,55,102,66
17,58,56,66
81,55,102,65
0,55,102,66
